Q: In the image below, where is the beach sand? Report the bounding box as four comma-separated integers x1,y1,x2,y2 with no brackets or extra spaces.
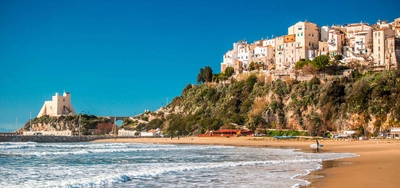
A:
93,137,400,187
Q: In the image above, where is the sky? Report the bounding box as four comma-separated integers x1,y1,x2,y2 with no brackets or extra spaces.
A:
0,0,399,132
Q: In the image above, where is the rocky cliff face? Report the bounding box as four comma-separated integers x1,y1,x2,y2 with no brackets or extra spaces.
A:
163,71,400,136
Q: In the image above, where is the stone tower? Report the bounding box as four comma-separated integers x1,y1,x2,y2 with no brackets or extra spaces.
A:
37,92,76,117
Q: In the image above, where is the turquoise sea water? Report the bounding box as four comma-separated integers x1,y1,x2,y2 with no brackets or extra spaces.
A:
0,142,357,188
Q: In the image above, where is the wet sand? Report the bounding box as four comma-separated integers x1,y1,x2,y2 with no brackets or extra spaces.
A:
93,137,400,187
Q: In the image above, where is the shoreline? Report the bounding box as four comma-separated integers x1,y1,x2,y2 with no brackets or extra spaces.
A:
93,137,400,187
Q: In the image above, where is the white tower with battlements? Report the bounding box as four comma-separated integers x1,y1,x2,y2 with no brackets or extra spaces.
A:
37,92,76,117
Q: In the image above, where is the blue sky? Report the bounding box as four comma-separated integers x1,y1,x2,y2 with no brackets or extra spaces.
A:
0,0,399,132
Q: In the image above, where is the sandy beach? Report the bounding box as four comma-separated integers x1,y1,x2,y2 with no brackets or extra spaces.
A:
93,137,400,187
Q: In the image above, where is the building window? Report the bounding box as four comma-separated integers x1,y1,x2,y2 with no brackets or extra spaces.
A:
63,99,65,102
309,42,311,46
312,33,314,37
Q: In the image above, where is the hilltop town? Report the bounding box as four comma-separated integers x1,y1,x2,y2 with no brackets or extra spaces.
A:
220,18,400,79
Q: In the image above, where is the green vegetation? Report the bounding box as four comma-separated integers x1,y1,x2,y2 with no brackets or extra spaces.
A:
213,66,235,83
24,115,112,135
153,69,400,137
197,66,213,83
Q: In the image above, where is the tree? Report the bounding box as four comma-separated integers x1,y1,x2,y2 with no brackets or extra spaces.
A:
312,55,330,70
246,74,258,92
334,55,343,61
249,62,255,71
182,84,192,95
225,66,234,77
97,122,114,134
147,118,164,130
203,66,213,82
295,59,311,70
197,68,204,84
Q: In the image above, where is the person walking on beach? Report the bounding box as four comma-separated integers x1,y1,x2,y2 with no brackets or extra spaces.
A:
316,139,319,153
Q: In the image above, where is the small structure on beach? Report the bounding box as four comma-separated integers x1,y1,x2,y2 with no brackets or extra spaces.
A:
140,129,162,137
390,128,400,139
118,129,137,136
198,129,254,137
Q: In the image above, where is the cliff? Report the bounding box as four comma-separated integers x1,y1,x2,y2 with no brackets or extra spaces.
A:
156,70,400,137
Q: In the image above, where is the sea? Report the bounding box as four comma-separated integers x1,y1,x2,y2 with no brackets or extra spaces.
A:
0,142,358,188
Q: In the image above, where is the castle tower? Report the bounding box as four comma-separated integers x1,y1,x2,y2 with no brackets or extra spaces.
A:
37,92,76,118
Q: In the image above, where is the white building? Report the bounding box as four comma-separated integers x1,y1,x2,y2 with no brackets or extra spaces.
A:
275,36,285,70
23,130,72,136
37,92,76,118
118,129,137,136
236,41,252,69
262,38,275,47
328,28,345,56
321,26,329,42
373,28,395,67
221,50,235,73
353,30,372,56
288,21,320,62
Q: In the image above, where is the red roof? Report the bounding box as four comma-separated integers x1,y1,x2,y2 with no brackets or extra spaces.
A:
217,129,241,133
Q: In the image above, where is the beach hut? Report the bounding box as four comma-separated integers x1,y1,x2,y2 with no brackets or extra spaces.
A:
390,128,400,139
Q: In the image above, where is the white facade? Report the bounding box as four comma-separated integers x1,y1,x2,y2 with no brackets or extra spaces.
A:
237,42,252,68
37,92,76,118
262,38,275,47
354,30,372,56
373,28,395,66
321,26,329,42
328,29,344,56
275,36,285,70
23,130,72,136
118,129,137,136
288,21,320,62
140,132,158,137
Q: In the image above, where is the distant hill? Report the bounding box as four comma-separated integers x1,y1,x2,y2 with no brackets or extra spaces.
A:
0,127,14,133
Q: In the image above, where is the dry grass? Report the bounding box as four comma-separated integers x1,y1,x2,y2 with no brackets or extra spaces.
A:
265,75,273,84
284,76,295,86
235,73,250,82
256,74,266,83
248,96,269,118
